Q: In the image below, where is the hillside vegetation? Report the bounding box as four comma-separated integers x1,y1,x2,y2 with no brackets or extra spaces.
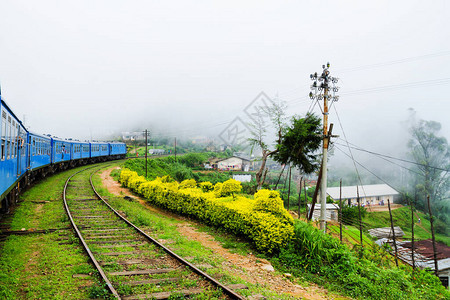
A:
363,207,450,246
120,165,449,300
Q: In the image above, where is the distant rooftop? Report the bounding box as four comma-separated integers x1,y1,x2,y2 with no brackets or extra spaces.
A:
327,184,399,199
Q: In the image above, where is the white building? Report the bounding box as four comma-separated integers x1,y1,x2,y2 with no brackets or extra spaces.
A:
327,184,399,206
307,203,340,221
217,156,251,171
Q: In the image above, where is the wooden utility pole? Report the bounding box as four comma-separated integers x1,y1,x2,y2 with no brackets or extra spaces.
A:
427,195,439,276
339,179,343,242
388,199,398,267
309,63,339,232
144,129,148,178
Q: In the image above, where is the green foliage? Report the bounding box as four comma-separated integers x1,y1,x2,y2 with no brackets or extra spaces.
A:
273,112,322,174
363,206,450,246
120,169,294,253
241,180,258,195
341,205,367,225
274,220,449,300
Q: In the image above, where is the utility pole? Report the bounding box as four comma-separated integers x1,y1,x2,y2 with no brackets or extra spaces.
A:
144,129,148,178
339,179,343,242
427,195,439,276
174,137,177,162
388,199,398,267
309,63,339,232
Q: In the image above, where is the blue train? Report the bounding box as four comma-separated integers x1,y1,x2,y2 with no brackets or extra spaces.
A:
0,96,127,213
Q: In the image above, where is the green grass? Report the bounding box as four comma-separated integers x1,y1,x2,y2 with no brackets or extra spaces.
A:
363,207,450,246
0,165,113,300
91,165,309,299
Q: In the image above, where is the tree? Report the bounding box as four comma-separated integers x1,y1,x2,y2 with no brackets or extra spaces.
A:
273,113,322,173
408,115,450,229
248,101,287,189
248,99,322,189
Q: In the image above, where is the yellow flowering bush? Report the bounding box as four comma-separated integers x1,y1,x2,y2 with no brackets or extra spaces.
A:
253,189,294,225
179,179,197,189
199,181,214,192
119,168,294,254
213,182,223,197
220,179,242,197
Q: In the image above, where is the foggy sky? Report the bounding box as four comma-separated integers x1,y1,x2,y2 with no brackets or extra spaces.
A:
1,0,449,171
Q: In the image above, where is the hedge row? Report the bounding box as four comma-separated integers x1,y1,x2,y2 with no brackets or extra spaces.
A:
119,169,294,253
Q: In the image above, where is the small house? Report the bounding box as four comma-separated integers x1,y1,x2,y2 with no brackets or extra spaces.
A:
217,155,251,171
307,203,340,221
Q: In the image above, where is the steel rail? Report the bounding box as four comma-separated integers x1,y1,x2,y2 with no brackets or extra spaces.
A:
89,168,244,300
62,165,121,299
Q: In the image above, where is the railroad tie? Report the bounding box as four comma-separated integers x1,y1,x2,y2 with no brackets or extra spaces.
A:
109,268,176,276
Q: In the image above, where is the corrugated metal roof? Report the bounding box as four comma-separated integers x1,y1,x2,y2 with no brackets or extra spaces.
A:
327,184,399,199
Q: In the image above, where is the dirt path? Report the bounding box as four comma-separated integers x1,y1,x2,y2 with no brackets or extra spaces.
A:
100,167,342,300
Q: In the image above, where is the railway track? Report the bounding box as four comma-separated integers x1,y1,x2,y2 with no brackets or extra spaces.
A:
63,165,244,300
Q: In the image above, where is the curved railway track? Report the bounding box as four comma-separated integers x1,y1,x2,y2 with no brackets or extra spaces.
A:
63,165,243,300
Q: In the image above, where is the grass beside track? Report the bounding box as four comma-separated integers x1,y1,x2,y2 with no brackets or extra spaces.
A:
92,164,331,299
0,164,113,300
2,161,327,299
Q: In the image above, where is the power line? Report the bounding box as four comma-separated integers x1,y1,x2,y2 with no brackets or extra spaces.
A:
337,50,450,73
334,145,403,193
333,106,368,199
334,140,450,173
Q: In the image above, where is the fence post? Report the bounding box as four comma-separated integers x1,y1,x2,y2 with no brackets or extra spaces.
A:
427,195,439,276
298,176,303,219
388,199,398,267
410,197,415,270
339,179,342,243
357,186,363,256
287,166,292,211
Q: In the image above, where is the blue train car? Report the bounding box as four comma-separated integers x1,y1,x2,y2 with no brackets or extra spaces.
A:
99,142,109,157
1,99,28,204
28,133,51,171
71,141,89,160
81,142,90,159
110,142,125,156
52,138,72,163
90,142,101,158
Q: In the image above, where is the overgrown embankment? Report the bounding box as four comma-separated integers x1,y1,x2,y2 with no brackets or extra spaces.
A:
119,167,450,300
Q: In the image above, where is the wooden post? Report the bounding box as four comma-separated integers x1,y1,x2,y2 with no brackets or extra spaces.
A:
174,137,177,162
357,186,363,255
298,176,303,219
308,160,323,221
274,165,286,190
339,179,343,243
388,199,398,267
145,129,148,178
410,198,415,270
287,166,292,211
304,179,308,219
427,195,439,276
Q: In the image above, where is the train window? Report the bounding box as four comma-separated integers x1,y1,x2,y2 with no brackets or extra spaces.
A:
6,140,10,159
0,139,4,160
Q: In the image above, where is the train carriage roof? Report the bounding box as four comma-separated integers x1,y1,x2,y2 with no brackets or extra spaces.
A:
1,99,28,132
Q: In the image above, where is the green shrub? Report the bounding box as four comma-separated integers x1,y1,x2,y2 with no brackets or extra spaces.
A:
120,168,293,253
